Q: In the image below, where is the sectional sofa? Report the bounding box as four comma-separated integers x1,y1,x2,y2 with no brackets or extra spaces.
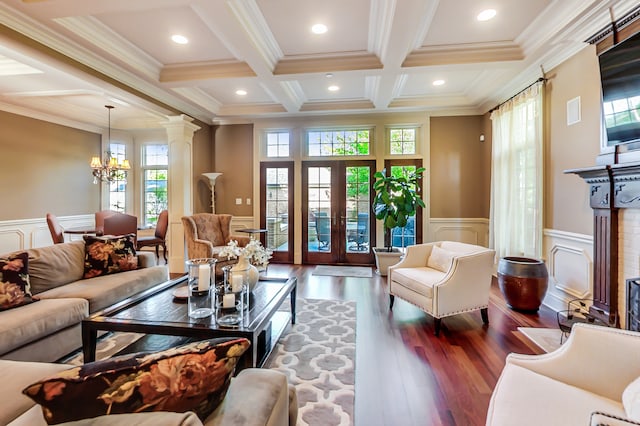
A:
0,239,168,362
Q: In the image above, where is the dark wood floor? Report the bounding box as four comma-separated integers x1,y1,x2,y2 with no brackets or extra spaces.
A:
259,263,558,426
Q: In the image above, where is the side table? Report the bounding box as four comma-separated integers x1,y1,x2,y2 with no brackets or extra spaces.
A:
557,298,616,343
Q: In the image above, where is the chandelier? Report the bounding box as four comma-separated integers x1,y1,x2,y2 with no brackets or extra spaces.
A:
90,105,130,184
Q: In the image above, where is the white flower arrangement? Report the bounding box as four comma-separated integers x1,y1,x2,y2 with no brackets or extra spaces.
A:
218,239,273,269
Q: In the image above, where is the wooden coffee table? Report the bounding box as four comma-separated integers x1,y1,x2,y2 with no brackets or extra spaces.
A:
82,275,296,369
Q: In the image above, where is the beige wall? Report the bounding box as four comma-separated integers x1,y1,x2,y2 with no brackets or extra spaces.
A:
430,115,488,218
0,110,100,220
545,45,602,235
212,124,254,216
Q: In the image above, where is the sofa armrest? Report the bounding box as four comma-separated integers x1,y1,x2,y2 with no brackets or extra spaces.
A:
507,323,640,402
205,369,294,426
137,251,157,268
591,412,640,426
54,412,203,426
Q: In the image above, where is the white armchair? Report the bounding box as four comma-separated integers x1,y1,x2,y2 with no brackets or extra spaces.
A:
486,323,640,425
388,241,495,335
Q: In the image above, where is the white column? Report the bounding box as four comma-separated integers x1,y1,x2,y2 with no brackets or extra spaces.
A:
163,115,201,273
203,172,222,213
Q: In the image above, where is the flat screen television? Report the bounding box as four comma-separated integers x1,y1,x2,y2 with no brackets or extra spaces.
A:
599,30,640,147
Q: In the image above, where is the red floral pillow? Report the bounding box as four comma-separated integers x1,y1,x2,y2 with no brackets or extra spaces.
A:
83,234,138,279
0,252,35,310
23,337,250,425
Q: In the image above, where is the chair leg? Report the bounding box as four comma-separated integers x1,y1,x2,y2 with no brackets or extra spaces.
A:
389,294,395,310
481,307,489,324
155,246,160,262
434,318,442,336
162,243,168,262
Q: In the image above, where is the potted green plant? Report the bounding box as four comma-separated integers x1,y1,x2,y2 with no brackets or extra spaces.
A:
372,167,425,275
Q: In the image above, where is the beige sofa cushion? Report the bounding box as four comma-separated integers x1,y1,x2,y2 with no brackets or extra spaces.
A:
0,298,88,354
27,241,85,294
36,265,168,313
390,267,445,299
0,360,70,426
487,364,625,426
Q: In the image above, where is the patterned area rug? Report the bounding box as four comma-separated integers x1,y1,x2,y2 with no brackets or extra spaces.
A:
312,265,373,278
62,298,357,426
518,327,564,353
267,298,356,426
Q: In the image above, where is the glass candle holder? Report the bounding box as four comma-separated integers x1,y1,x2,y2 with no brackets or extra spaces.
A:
216,265,248,326
186,258,216,319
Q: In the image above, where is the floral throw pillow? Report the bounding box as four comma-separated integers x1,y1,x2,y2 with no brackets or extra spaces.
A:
83,234,138,279
23,337,251,425
0,252,35,310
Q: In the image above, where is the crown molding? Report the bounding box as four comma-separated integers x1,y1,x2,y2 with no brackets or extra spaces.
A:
217,102,287,116
299,99,375,112
160,60,256,83
171,87,221,115
403,42,523,67
364,75,380,102
388,94,471,109
226,0,282,70
278,80,305,107
53,15,161,80
0,100,102,133
274,52,383,75
368,0,396,59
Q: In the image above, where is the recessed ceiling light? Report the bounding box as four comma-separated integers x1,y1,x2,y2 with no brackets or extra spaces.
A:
312,24,328,34
477,9,497,21
326,73,334,78
171,34,189,44
235,89,247,96
432,79,445,86
328,85,340,92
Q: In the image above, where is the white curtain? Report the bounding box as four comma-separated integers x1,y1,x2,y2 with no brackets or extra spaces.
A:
490,81,544,260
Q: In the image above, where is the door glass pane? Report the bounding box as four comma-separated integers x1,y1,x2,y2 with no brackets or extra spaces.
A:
346,166,371,253
390,165,417,247
308,167,331,252
266,167,289,251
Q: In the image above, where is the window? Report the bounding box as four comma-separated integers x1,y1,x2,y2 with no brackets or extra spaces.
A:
108,143,127,213
389,127,417,155
266,131,290,157
142,144,168,226
307,129,370,156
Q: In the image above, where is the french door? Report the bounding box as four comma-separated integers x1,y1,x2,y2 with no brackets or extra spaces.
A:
302,160,375,265
260,162,294,263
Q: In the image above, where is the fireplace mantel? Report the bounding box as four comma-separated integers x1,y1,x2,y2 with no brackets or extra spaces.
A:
565,162,640,324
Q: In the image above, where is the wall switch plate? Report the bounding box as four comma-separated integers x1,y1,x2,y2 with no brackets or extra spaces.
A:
235,198,242,205
246,198,251,205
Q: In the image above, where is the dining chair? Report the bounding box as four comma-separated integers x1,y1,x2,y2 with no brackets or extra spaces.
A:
94,210,118,236
103,213,138,244
46,213,65,244
136,210,168,262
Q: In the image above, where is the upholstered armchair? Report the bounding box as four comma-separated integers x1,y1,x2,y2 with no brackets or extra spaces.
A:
388,241,495,335
182,214,251,274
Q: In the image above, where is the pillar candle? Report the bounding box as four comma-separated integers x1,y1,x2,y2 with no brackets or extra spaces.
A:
223,293,235,308
198,264,210,291
231,275,243,293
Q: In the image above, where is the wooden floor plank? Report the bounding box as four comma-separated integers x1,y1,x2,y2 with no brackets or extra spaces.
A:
239,264,558,425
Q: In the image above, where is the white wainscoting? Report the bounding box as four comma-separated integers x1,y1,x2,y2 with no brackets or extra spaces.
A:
428,218,490,246
0,215,95,254
542,228,593,313
229,216,256,235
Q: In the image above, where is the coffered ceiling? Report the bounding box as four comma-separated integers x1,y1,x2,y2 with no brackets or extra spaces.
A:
0,0,637,130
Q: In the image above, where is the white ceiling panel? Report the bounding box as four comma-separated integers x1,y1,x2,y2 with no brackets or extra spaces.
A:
0,0,635,126
96,6,234,64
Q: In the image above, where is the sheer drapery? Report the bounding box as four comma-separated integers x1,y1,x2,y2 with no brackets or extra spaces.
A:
489,81,544,260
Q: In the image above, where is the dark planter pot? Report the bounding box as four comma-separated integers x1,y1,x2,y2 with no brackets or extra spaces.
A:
497,257,549,313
